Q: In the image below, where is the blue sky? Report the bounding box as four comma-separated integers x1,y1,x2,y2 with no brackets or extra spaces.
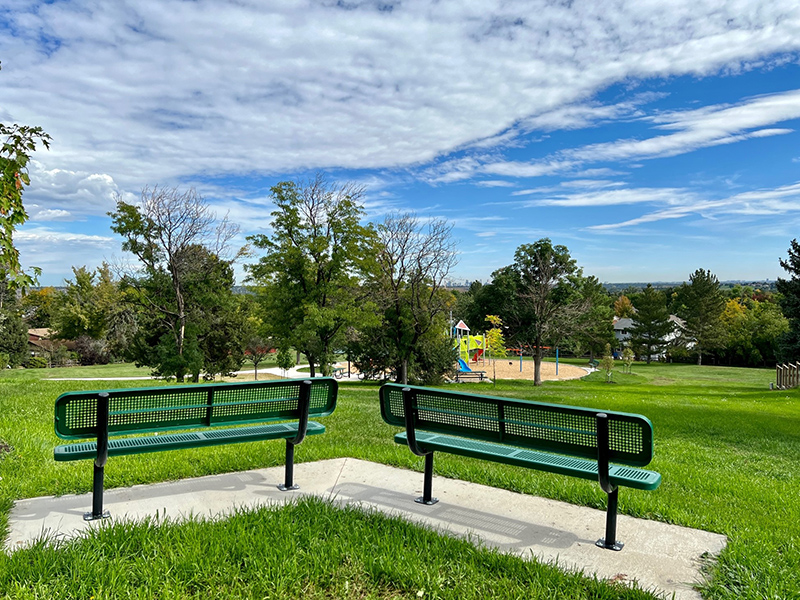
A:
2,0,800,286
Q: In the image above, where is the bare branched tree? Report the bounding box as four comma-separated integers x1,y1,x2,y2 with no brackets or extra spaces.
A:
374,212,458,384
110,186,241,379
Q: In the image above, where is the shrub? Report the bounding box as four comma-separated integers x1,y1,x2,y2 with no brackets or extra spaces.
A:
24,355,48,369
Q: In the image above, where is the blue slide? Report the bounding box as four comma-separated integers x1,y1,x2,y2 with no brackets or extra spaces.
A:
457,358,472,372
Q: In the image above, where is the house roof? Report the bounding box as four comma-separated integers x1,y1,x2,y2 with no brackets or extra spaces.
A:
27,328,54,340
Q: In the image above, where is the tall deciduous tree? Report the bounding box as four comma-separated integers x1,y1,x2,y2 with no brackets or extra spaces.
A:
21,286,58,328
511,239,588,386
369,212,458,384
629,284,673,364
777,239,800,361
110,186,241,380
568,274,615,359
52,265,115,341
676,269,725,365
246,174,376,377
720,298,787,366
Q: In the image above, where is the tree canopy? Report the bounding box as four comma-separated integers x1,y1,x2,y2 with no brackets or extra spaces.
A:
246,174,377,377
110,186,242,380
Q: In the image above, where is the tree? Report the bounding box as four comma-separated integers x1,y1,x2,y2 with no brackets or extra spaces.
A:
675,269,725,365
20,286,58,328
629,284,673,364
777,239,800,360
510,239,588,386
276,347,296,378
246,175,376,378
485,314,507,385
0,305,27,367
600,343,614,383
614,295,635,318
245,335,274,381
621,347,635,373
368,212,458,384
721,298,788,366
568,275,615,359
52,265,113,341
110,186,241,380
1,64,51,290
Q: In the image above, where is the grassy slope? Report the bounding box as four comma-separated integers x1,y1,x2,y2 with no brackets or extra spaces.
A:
1,362,798,599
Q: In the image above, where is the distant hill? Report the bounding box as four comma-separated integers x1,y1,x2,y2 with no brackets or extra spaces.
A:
602,280,777,293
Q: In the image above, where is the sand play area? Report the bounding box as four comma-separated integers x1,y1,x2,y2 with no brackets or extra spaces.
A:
463,359,588,382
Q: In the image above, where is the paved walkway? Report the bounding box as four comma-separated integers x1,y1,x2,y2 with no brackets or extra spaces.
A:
46,365,321,382
6,458,725,600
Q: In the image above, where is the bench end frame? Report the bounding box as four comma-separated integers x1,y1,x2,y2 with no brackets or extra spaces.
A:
403,387,439,505
595,412,624,551
85,392,112,521
277,379,312,492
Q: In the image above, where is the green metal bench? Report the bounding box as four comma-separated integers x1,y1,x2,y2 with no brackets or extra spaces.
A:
379,383,661,551
55,378,337,521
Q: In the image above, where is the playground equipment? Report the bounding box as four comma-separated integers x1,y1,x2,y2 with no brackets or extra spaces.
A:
452,320,486,366
456,357,487,382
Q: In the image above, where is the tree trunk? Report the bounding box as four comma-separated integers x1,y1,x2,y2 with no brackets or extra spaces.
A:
533,348,543,386
400,359,408,385
308,355,316,378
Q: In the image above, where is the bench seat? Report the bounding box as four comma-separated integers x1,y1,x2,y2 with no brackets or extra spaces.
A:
394,431,661,490
55,421,326,462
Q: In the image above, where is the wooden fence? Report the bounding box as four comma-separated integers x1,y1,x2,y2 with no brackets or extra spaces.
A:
776,363,800,389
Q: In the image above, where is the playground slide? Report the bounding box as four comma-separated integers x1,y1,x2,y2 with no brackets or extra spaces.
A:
471,348,484,362
457,358,472,372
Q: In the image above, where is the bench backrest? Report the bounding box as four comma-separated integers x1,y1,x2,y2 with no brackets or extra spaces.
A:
55,378,338,440
379,383,653,467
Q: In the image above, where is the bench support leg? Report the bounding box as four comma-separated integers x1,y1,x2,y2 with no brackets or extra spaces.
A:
85,392,111,521
278,440,299,491
84,464,111,521
415,452,438,505
596,488,624,551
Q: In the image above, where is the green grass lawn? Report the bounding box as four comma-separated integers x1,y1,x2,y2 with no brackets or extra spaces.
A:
1,362,798,599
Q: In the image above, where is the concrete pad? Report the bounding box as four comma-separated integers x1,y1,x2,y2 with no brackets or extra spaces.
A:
6,458,725,600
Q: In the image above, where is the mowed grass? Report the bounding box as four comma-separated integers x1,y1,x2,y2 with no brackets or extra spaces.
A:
1,362,799,599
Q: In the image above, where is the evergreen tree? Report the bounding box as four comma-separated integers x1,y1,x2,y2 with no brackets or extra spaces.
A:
676,269,725,365
777,239,800,361
629,284,673,364
0,306,27,367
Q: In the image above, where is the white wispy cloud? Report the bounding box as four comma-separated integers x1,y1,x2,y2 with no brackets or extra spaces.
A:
475,180,516,188
588,181,800,230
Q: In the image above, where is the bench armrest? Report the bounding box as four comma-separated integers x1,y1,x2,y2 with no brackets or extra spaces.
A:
289,380,312,445
596,412,616,494
402,387,430,457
